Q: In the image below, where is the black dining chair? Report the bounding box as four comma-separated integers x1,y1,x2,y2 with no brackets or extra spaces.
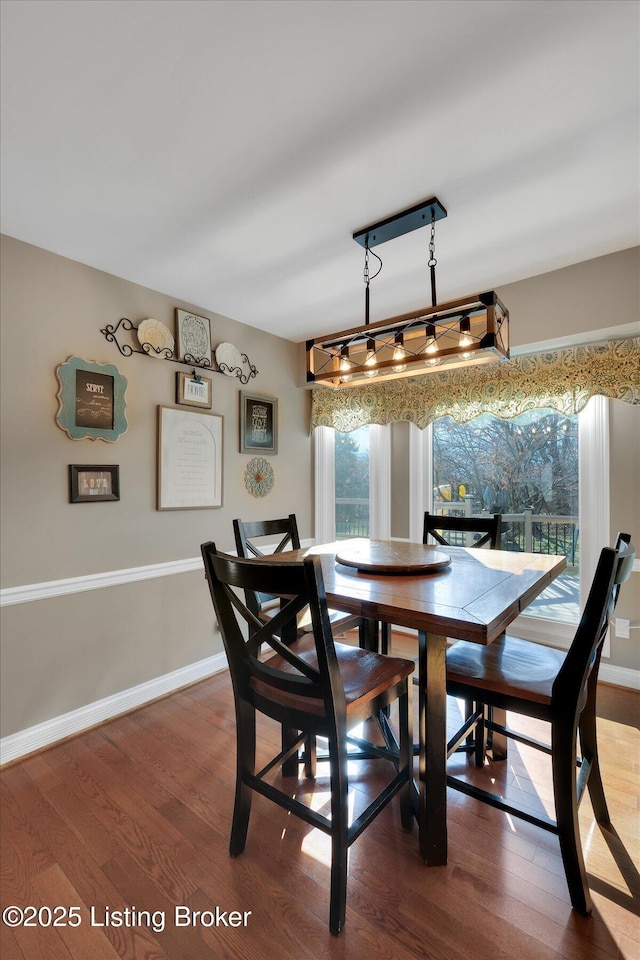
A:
234,515,367,776
445,535,635,916
422,511,502,550
201,542,414,936
233,515,365,642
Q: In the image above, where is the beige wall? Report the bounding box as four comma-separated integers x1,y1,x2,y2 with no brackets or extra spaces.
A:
1,238,638,744
0,235,313,737
500,246,639,350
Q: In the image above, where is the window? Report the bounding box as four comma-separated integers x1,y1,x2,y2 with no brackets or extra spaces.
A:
432,409,580,623
315,396,608,648
335,426,370,538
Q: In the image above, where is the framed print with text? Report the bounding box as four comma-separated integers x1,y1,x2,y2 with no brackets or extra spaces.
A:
157,405,223,510
175,309,212,365
240,392,277,455
56,356,128,442
176,371,213,409
69,464,120,503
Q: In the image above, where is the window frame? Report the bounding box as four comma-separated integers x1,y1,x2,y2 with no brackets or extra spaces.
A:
314,396,609,653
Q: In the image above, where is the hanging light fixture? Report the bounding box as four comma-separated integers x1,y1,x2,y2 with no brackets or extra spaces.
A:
306,197,509,388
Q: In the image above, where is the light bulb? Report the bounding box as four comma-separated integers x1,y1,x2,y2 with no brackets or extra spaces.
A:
391,334,407,373
392,345,406,372
424,325,440,366
458,317,473,359
339,355,353,383
364,339,377,377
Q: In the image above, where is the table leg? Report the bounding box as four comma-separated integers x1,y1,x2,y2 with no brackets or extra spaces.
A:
418,631,448,865
362,618,379,652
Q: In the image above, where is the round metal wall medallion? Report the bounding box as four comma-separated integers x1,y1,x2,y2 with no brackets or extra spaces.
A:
244,457,274,498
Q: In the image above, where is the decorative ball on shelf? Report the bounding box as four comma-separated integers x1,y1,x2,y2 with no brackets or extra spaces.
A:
244,457,274,498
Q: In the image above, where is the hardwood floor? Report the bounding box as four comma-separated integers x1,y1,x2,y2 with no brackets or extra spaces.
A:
1,639,638,960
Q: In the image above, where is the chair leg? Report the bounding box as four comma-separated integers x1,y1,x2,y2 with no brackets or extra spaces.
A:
399,685,414,830
552,721,592,916
381,622,391,655
579,690,610,825
304,733,317,779
488,707,508,761
230,702,255,857
328,731,349,936
473,702,487,768
281,725,299,777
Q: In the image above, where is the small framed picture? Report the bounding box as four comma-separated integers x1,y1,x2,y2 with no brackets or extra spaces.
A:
175,309,212,365
176,371,213,409
69,465,120,503
240,392,278,455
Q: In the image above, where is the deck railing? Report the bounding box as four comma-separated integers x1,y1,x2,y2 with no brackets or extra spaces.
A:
432,498,579,565
335,497,579,565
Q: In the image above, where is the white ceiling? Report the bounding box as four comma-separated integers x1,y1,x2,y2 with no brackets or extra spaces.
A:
1,0,638,343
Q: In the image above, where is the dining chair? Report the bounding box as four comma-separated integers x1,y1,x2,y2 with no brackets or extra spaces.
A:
445,535,635,915
233,515,365,641
234,515,367,776
201,542,414,936
422,511,502,550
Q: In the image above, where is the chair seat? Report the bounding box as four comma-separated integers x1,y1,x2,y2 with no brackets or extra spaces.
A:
252,635,414,719
446,635,566,706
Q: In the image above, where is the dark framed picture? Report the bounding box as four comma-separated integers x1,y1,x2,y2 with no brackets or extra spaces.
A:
175,309,212,365
69,465,120,503
176,371,213,408
56,356,128,442
240,392,278,455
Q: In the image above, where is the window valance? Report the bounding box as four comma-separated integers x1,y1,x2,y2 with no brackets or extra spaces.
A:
310,336,640,433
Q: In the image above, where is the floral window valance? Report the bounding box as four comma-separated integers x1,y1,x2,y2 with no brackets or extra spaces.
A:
310,336,640,433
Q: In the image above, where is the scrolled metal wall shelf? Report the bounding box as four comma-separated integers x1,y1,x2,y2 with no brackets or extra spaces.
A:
100,317,258,384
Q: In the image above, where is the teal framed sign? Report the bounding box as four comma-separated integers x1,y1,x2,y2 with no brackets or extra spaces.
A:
56,356,128,442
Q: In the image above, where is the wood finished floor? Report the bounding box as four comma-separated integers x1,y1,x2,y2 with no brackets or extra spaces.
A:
1,634,638,960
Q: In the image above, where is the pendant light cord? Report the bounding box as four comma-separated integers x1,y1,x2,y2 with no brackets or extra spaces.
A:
364,240,383,326
428,214,438,307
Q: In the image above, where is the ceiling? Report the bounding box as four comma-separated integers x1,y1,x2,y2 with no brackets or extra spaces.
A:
1,0,638,343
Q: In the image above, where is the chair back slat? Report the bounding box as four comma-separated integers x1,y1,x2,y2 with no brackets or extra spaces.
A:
233,515,302,617
423,511,502,549
554,538,635,712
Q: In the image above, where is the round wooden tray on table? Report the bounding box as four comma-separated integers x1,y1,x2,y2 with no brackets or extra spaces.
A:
335,541,451,574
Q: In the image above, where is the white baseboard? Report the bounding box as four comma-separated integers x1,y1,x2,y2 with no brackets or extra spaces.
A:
0,651,228,765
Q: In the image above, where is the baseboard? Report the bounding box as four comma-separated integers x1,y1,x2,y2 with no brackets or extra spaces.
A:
0,651,228,765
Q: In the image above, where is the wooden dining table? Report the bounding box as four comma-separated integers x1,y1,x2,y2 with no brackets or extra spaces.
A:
269,538,567,865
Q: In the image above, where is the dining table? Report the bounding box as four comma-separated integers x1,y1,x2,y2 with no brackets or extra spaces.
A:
268,537,567,866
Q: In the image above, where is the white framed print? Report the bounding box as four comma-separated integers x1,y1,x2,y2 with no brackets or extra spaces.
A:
157,405,223,510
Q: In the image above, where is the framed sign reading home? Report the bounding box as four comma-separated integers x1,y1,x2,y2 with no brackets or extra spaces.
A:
240,392,277,454
176,371,213,408
157,405,223,510
56,356,128,442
